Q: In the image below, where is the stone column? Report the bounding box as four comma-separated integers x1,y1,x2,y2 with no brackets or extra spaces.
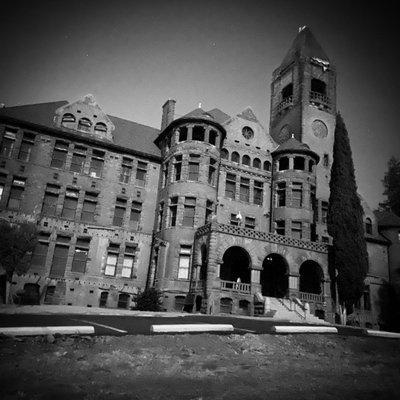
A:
187,125,193,141
289,156,294,170
288,274,299,297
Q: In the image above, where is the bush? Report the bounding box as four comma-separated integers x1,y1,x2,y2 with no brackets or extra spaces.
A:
134,288,163,311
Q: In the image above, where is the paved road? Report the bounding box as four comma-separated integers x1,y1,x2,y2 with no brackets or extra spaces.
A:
0,313,366,336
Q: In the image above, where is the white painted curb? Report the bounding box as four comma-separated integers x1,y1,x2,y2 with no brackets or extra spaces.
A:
0,326,95,337
367,330,400,339
272,326,338,334
151,324,234,333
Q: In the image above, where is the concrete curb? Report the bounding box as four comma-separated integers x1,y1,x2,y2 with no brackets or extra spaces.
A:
367,329,400,339
272,326,338,334
151,324,234,333
0,326,95,337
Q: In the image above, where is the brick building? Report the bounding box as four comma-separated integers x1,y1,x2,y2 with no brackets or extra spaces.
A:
1,27,398,327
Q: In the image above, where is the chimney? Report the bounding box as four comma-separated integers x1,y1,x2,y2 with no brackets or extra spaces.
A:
161,99,176,131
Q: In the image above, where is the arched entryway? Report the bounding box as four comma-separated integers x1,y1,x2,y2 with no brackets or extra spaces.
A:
220,246,251,283
261,254,289,298
299,260,323,294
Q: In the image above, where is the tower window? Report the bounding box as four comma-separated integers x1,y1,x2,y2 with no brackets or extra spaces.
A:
293,157,305,170
321,201,328,224
253,181,263,206
311,78,326,95
182,197,196,227
309,159,315,173
225,173,236,199
208,158,217,186
192,126,205,141
279,157,289,171
277,182,286,207
221,149,229,160
239,177,250,203
281,83,293,100
188,154,200,181
323,154,329,167
169,197,178,227
209,130,218,146
205,199,214,223
263,160,271,171
253,158,261,169
178,245,191,280
292,182,303,208
178,126,188,142
174,155,182,181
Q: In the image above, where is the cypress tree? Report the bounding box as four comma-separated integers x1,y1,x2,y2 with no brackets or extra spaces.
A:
327,113,368,309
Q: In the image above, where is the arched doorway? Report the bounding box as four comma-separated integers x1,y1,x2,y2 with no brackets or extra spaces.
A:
261,254,289,298
299,260,323,294
220,246,251,283
200,245,207,281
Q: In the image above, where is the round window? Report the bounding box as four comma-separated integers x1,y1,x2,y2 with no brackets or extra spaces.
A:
312,120,328,138
242,126,254,140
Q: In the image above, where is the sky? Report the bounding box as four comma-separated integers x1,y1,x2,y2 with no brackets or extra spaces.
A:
0,0,398,210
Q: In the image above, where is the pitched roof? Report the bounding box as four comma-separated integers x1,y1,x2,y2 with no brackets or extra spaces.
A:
280,26,330,70
0,101,160,157
272,136,319,161
236,107,258,123
374,210,400,228
207,108,231,124
181,107,231,125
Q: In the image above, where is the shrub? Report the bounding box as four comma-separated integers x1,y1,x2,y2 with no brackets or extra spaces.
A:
134,287,163,311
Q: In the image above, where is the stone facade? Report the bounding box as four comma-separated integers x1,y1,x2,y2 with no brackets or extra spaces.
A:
0,27,397,328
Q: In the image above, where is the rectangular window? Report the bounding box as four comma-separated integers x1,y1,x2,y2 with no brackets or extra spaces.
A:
174,155,182,181
7,177,26,209
178,127,188,142
113,197,127,226
275,220,285,235
70,145,87,173
104,244,119,276
291,221,302,239
310,185,317,222
0,129,16,157
321,201,328,224
169,197,178,227
0,182,4,202
30,233,50,271
121,246,136,278
89,150,105,178
130,201,142,228
292,182,303,208
162,161,169,188
277,182,286,207
182,197,196,227
225,173,236,199
71,237,90,273
240,177,250,202
245,216,256,230
136,161,147,187
18,132,35,162
158,201,164,230
208,158,217,186
120,157,133,183
363,285,371,311
41,184,60,216
205,199,214,223
49,243,69,278
188,154,200,181
230,213,240,226
253,180,263,206
50,140,68,169
81,192,98,223
61,189,79,220
178,245,191,280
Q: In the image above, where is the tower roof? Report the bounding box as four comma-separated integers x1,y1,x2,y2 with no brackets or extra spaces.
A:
272,136,319,161
280,26,330,70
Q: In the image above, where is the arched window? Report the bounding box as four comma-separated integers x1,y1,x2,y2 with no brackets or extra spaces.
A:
78,118,92,132
365,218,372,235
221,148,229,160
282,83,293,100
231,152,240,163
279,157,289,171
61,113,75,125
253,158,261,169
94,122,107,133
242,155,250,166
263,160,271,171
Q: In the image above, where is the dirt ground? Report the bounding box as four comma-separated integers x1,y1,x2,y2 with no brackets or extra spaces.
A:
1,333,399,400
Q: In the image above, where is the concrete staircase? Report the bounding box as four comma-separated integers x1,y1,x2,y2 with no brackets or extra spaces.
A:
257,295,329,325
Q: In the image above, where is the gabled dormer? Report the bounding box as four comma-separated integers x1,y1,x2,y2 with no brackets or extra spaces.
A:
54,94,115,142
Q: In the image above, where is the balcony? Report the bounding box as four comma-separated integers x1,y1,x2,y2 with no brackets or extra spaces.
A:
220,280,251,294
298,291,324,303
309,91,330,110
276,96,293,113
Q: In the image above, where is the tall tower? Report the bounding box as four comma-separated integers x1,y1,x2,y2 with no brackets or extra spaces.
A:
269,27,336,240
